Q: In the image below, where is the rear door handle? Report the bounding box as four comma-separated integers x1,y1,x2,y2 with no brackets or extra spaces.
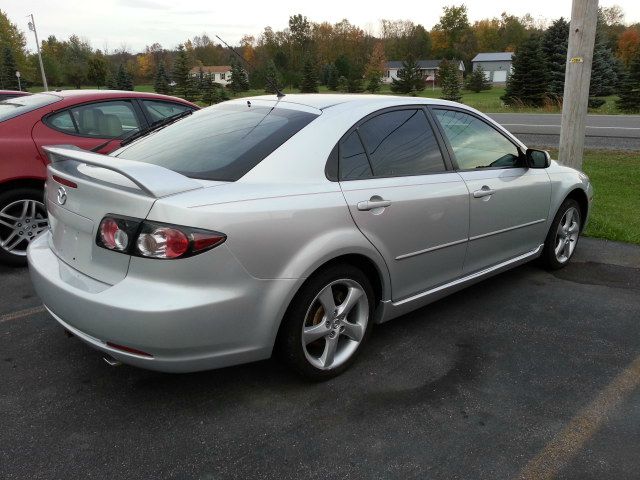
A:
357,199,392,211
473,186,496,198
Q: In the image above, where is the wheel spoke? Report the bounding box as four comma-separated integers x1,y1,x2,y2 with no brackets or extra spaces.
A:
20,201,29,218
320,335,339,368
336,286,363,317
0,211,18,221
303,323,329,345
317,285,336,315
0,218,16,229
2,231,23,251
563,239,572,257
564,209,573,228
555,237,566,257
342,321,364,342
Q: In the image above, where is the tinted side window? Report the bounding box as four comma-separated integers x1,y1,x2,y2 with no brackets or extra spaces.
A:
433,109,521,169
47,110,76,133
357,109,446,177
339,131,372,180
48,101,142,138
141,100,193,124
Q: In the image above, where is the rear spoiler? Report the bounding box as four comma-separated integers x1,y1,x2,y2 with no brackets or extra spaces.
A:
43,145,203,198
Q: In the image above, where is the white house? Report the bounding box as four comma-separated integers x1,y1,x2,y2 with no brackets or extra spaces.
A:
470,52,514,84
382,59,465,85
190,66,232,86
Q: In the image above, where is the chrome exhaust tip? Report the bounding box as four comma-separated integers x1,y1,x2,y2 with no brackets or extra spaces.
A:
103,355,122,367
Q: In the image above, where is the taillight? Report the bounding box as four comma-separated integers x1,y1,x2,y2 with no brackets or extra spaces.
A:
96,215,226,259
136,227,189,259
97,217,139,252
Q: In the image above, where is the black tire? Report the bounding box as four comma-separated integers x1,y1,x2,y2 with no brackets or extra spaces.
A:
276,263,375,381
0,187,47,267
540,198,581,270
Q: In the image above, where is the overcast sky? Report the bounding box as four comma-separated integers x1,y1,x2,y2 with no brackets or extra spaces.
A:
4,0,640,54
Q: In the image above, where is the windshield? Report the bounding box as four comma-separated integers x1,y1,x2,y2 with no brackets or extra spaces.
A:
116,103,319,181
0,93,62,122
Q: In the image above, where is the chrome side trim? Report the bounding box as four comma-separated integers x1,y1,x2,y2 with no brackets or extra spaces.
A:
393,243,544,307
469,218,546,241
395,238,467,261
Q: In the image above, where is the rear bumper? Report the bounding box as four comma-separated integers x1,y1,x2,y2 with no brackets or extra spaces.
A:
27,232,299,372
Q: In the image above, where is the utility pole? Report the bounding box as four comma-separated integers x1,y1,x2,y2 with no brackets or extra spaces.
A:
27,14,48,91
558,0,599,170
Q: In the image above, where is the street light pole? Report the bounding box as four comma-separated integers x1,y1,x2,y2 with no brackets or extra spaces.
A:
28,14,48,91
558,0,599,170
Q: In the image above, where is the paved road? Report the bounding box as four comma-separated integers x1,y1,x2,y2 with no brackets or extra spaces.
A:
488,113,640,150
2,238,640,479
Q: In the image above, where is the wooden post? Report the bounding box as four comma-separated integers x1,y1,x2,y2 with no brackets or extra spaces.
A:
559,0,599,170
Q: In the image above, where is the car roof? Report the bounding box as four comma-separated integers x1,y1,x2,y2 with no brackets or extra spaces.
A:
0,90,31,95
239,93,463,111
35,89,198,107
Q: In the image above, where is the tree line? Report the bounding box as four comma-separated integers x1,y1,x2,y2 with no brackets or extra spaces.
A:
1,6,639,110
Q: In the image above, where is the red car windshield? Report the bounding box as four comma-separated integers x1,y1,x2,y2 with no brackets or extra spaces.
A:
0,93,62,123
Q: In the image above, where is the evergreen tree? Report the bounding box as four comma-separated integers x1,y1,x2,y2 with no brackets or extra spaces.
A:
590,27,618,97
616,49,640,112
390,55,424,94
542,18,569,98
337,76,348,92
200,74,228,105
115,64,134,91
439,59,462,102
264,60,283,94
105,69,118,90
172,44,195,99
299,54,319,93
325,63,338,91
366,75,382,93
502,36,548,107
228,60,250,94
153,61,171,94
0,46,19,90
465,65,492,93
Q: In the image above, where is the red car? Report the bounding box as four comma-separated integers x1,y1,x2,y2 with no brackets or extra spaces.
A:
0,90,199,265
0,90,31,101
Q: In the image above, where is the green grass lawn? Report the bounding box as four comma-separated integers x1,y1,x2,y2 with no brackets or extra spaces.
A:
544,149,640,245
28,83,624,114
580,150,640,245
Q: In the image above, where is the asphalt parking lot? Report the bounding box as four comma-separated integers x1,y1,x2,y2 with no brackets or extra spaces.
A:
2,237,640,480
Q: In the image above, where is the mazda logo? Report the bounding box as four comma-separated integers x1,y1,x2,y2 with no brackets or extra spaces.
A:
57,186,67,205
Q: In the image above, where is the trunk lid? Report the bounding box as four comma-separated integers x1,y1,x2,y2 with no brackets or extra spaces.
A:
43,145,205,284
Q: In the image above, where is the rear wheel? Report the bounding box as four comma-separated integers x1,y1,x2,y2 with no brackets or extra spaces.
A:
0,188,48,267
277,264,374,381
540,198,581,270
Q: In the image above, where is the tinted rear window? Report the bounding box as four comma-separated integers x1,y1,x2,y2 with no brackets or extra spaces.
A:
0,93,61,122
116,103,319,181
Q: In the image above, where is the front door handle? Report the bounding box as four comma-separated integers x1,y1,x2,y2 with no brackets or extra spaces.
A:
357,199,392,211
473,186,496,198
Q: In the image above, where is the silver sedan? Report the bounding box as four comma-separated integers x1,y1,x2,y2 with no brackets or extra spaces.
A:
28,95,593,380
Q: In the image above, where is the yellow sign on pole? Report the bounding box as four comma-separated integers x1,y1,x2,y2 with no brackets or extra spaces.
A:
569,57,584,63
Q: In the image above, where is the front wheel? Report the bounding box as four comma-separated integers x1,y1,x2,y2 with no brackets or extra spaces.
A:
540,198,581,270
0,188,48,267
277,264,374,381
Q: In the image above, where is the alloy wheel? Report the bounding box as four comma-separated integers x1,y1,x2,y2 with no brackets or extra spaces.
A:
301,278,369,370
0,199,48,256
554,206,580,263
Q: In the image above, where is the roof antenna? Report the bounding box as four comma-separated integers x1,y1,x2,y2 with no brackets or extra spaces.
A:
215,35,285,99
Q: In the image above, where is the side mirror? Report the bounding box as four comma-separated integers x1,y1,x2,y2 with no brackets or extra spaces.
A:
526,148,551,168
